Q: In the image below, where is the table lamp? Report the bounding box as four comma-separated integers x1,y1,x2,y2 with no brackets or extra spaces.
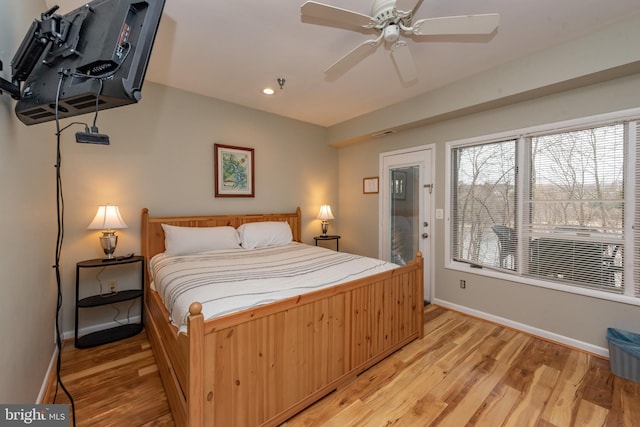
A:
87,205,128,259
316,204,334,236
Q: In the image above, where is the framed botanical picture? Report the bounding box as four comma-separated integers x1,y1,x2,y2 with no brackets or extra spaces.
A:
214,143,255,197
363,176,379,194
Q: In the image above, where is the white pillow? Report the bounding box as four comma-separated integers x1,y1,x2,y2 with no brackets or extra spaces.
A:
237,221,293,249
161,224,240,256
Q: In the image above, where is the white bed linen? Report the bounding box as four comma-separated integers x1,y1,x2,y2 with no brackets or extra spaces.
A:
150,242,398,334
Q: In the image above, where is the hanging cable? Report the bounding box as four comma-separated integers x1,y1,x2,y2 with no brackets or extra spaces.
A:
52,68,76,427
92,79,104,130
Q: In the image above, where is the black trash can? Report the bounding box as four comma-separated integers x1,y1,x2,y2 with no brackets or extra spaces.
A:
607,327,640,383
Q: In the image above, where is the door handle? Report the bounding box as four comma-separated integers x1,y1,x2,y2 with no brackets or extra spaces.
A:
422,233,429,239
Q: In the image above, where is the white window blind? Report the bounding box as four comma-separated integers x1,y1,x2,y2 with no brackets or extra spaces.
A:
524,124,625,293
451,139,517,269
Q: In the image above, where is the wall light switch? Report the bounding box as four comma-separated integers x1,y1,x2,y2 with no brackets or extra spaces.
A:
436,209,444,219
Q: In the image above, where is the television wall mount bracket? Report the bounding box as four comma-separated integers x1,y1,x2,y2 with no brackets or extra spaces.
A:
0,60,21,99
1,4,87,100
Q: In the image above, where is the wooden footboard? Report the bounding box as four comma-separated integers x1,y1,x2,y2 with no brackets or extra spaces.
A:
141,208,424,426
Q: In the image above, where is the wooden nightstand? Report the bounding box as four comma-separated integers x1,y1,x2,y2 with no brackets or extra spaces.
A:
314,235,341,251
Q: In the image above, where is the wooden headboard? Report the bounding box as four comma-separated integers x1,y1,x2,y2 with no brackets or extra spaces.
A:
141,207,302,261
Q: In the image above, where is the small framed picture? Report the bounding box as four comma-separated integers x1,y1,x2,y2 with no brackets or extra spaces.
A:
214,143,255,197
363,177,379,194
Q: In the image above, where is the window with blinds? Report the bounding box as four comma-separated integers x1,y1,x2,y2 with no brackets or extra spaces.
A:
451,139,517,269
524,124,624,292
449,115,638,299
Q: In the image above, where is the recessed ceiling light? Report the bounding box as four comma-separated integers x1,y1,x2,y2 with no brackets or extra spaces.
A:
262,78,285,96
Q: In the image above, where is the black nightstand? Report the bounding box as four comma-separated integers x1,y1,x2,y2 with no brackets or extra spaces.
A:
74,255,145,348
314,235,341,251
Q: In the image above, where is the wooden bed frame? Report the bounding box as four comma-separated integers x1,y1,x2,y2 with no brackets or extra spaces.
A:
141,207,424,427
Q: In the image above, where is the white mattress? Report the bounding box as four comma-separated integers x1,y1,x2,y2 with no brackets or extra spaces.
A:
150,242,398,333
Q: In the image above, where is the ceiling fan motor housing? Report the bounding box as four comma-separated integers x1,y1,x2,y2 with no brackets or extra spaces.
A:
371,0,397,25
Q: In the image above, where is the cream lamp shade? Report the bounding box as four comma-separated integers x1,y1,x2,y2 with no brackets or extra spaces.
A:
316,204,334,236
88,205,127,259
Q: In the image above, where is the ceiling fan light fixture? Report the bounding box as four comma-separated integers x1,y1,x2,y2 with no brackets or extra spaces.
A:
383,24,400,43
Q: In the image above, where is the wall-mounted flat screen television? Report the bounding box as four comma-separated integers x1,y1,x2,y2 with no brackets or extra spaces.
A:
12,0,165,125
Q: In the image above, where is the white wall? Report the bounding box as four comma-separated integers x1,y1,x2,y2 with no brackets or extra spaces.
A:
0,0,59,404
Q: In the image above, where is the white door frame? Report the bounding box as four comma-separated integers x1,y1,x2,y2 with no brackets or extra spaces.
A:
379,144,435,302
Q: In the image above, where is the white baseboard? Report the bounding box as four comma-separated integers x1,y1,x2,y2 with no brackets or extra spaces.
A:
432,298,609,358
37,344,58,404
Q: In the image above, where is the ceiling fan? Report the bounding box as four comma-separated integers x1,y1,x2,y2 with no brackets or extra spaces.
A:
300,0,499,83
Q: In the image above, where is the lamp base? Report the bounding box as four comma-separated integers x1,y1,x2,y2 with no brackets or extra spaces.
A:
100,231,118,259
321,221,329,237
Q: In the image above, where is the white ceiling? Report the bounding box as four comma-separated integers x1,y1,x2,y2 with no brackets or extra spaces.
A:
46,0,640,127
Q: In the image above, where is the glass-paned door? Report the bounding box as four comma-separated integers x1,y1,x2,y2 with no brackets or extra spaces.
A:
381,146,433,302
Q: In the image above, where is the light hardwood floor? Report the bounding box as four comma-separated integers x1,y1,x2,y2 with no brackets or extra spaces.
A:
49,305,640,426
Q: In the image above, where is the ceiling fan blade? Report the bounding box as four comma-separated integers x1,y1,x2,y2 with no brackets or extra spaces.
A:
391,41,417,83
301,1,375,29
324,36,382,78
412,13,500,36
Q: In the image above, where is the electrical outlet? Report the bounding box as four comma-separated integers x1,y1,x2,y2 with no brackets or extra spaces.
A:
108,280,118,293
460,280,466,289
